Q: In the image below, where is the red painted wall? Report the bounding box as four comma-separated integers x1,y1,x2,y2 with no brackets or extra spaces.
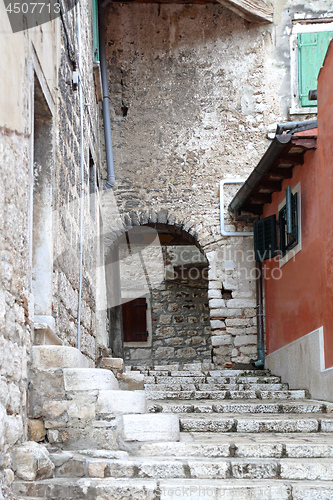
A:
263,43,333,368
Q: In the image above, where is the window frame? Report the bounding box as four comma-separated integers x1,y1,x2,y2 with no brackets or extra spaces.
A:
278,182,302,267
290,21,333,115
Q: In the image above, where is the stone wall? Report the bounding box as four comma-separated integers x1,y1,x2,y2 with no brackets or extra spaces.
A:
125,264,211,367
0,127,32,498
102,0,333,367
100,2,278,367
0,0,107,495
52,3,106,359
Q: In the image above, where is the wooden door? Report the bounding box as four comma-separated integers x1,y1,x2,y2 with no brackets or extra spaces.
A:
122,298,148,342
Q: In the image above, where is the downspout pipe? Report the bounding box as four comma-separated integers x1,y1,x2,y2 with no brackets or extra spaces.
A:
99,7,115,190
276,119,317,135
253,261,265,369
77,0,84,351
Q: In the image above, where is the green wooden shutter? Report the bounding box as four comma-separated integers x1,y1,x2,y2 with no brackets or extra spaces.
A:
298,31,333,108
254,215,277,262
92,0,99,62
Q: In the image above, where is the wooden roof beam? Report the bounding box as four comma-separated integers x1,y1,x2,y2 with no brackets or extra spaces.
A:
216,0,273,23
241,203,263,215
269,167,293,180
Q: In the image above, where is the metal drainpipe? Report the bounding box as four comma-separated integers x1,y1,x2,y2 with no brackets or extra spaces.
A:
77,1,84,351
254,261,265,368
99,7,115,190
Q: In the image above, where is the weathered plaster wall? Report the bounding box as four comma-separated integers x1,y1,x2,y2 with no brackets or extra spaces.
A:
102,2,276,367
263,41,333,371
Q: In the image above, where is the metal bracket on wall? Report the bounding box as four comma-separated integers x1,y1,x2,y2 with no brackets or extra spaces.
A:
220,179,254,237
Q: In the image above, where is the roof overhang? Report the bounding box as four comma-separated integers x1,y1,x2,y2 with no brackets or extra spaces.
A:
216,0,273,23
229,131,317,221
107,0,273,22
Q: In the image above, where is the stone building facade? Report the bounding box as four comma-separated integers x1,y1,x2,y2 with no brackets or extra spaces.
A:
102,0,333,368
0,1,107,496
1,0,333,497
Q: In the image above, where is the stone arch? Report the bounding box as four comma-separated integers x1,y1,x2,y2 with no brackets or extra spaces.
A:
104,205,208,255
103,203,214,368
103,194,258,369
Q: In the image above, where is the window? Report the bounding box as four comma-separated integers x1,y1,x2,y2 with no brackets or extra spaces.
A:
254,215,277,262
253,183,301,265
279,191,298,257
290,21,333,114
278,182,302,267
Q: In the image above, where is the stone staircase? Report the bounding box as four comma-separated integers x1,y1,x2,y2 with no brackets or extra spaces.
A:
12,357,333,499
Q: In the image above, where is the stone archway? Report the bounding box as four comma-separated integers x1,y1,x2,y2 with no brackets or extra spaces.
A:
103,204,212,367
102,196,258,369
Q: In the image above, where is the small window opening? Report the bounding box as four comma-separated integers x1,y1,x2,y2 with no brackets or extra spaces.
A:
279,192,298,257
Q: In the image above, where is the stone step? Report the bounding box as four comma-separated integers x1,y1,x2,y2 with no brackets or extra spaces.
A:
12,477,333,499
209,369,271,377
206,376,282,384
179,413,333,433
122,414,180,442
154,376,207,384
145,389,307,400
140,433,333,458
200,383,289,390
49,454,333,480
32,346,93,369
147,400,327,415
63,368,119,392
145,382,289,391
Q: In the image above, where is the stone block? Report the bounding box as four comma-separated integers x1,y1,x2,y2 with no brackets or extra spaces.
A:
0,378,9,409
67,402,96,420
210,309,242,318
129,349,151,361
176,347,196,358
11,442,55,481
234,335,257,347
88,462,107,478
208,281,223,289
155,347,175,360
160,315,172,324
28,419,46,442
240,345,257,355
211,335,232,347
122,414,180,442
188,460,229,478
118,372,144,390
32,346,93,369
210,320,225,329
97,390,146,414
100,358,125,372
243,308,256,317
209,299,225,308
42,400,70,419
227,299,256,308
5,415,23,447
63,368,118,391
226,318,250,327
168,303,178,312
